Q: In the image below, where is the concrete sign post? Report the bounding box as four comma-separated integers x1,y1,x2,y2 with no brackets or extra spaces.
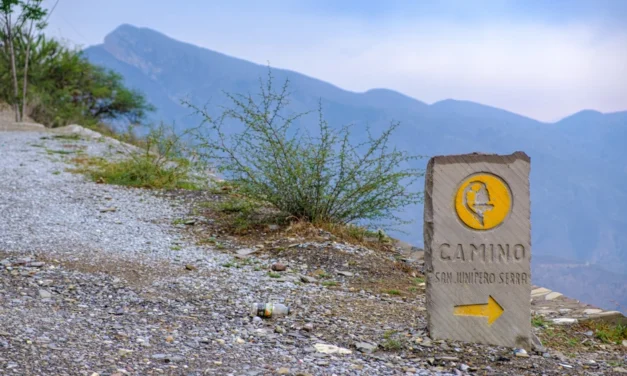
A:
424,152,531,348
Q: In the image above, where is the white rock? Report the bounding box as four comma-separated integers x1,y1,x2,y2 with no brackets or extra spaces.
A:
314,343,352,355
552,318,577,325
588,310,623,318
583,309,603,315
531,287,552,297
236,248,258,256
118,349,133,356
355,341,377,353
545,292,563,300
535,309,557,316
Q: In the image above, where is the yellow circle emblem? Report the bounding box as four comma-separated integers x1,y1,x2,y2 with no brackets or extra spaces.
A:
455,173,512,230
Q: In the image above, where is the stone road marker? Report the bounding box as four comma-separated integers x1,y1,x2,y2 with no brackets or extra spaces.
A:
424,152,531,348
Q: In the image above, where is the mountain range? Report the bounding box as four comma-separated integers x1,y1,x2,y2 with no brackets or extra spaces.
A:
84,24,627,312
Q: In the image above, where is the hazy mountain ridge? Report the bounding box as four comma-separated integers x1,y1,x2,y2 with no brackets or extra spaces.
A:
84,24,627,311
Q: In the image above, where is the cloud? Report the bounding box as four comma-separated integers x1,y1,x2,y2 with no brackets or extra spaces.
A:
188,15,626,121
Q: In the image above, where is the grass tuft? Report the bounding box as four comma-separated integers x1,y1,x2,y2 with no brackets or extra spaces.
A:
70,155,199,190
589,322,627,344
46,148,75,155
52,134,81,141
532,315,550,328
381,330,403,351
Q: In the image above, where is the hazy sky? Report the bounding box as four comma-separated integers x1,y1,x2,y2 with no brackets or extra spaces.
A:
44,0,627,122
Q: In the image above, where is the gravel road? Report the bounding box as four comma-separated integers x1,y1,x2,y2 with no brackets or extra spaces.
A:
0,130,443,376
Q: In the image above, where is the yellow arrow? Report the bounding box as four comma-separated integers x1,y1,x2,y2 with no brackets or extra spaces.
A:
453,295,504,326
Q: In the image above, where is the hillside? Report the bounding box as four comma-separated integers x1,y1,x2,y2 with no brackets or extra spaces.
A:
1,122,626,374
83,24,627,311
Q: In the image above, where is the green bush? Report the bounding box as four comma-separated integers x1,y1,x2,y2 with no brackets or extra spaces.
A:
188,69,423,228
1,33,153,127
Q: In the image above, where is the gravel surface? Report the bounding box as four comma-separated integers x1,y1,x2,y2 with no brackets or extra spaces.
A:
0,131,444,375
0,131,212,265
1,129,624,376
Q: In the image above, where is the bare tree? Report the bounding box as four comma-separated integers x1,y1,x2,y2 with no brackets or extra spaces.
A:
0,0,21,121
20,0,49,119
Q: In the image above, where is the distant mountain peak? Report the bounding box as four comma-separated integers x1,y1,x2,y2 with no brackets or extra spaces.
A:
556,109,607,125
104,23,143,44
576,109,604,115
362,88,428,108
110,23,139,33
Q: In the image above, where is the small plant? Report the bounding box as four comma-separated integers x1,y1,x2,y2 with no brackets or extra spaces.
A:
382,338,403,350
531,315,549,328
198,236,218,246
216,196,259,215
413,277,425,284
207,194,286,234
386,289,401,296
208,181,235,195
322,280,338,287
237,258,253,266
170,245,181,251
593,323,627,344
221,262,234,268
268,272,281,278
188,68,423,230
172,218,185,225
46,148,74,155
315,271,331,279
52,171,61,175
381,330,403,350
52,134,81,141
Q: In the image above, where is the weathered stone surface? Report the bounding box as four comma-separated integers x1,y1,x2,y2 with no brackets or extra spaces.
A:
552,318,577,325
583,308,603,315
424,152,531,349
531,287,551,297
544,292,563,300
236,248,258,256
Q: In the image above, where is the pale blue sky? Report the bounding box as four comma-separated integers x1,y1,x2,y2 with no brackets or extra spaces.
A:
44,0,627,122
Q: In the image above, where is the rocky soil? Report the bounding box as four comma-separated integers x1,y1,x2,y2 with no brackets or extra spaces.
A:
0,127,625,376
